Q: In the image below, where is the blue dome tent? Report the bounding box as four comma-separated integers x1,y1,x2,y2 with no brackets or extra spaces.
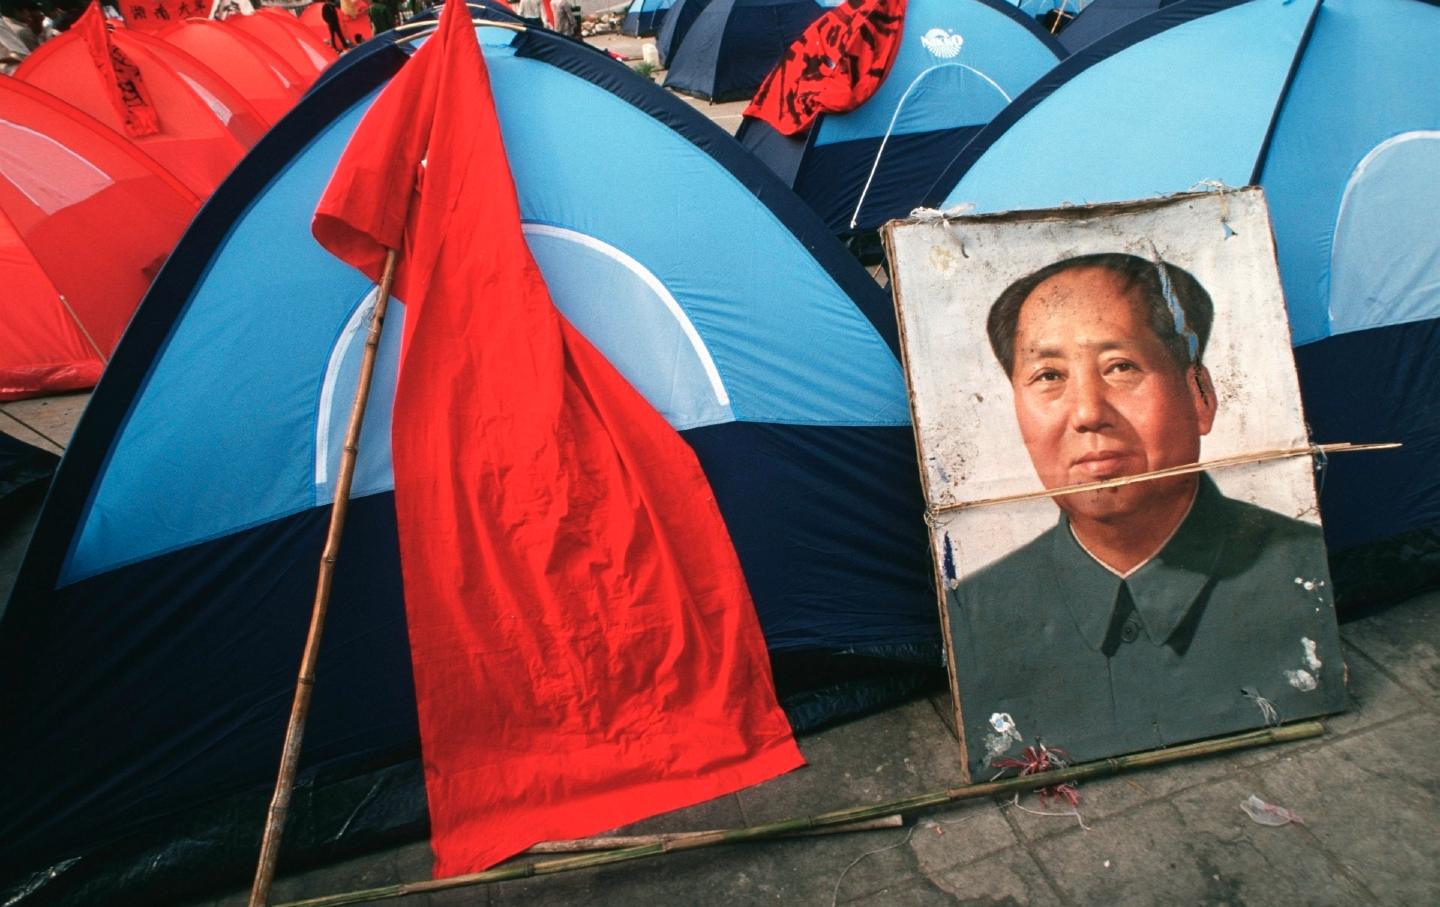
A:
623,0,677,35
663,0,827,101
0,20,937,906
925,0,1440,604
737,0,1064,237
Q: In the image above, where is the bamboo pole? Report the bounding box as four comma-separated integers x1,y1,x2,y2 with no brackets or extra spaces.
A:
522,814,905,854
276,721,1323,907
931,442,1401,516
250,249,400,907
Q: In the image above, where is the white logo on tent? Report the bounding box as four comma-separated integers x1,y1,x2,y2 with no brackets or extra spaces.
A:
921,29,964,60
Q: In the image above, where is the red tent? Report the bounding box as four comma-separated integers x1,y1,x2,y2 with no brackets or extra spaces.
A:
226,8,338,86
300,1,374,48
158,19,307,127
0,78,199,400
17,11,264,197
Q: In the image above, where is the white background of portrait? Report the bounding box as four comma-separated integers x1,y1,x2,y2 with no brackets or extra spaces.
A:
887,190,1322,574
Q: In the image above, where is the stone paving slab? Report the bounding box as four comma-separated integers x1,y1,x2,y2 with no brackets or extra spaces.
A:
0,393,88,454
1255,713,1440,905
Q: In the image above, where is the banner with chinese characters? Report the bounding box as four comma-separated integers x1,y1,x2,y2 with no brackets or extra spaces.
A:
121,0,208,30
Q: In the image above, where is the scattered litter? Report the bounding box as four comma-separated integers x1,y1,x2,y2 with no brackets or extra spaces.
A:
1103,859,1112,869
992,744,1080,809
1240,794,1304,827
1010,793,1090,831
830,823,920,907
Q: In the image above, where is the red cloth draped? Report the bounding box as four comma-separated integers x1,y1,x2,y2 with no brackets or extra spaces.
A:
312,0,803,875
744,0,907,137
77,4,160,137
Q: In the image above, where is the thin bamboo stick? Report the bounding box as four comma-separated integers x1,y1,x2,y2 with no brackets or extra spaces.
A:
249,250,400,907
522,814,905,854
931,442,1400,516
55,292,108,365
276,721,1323,907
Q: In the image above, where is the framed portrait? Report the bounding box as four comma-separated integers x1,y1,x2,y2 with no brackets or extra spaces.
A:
885,190,1346,781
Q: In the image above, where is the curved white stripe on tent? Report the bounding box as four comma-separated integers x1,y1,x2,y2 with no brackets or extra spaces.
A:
61,34,907,586
522,222,734,424
850,62,1013,227
1328,131,1440,337
938,0,1317,214
315,288,404,494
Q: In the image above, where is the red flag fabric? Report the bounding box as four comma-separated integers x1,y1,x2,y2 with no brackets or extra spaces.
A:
312,0,803,876
743,0,908,136
77,3,161,137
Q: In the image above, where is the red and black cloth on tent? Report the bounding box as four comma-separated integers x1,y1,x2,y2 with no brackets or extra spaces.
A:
0,78,199,400
226,8,338,87
744,0,907,136
18,5,266,197
311,0,803,875
158,18,307,127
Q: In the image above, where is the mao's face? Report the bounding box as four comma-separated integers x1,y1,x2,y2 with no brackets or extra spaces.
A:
1009,266,1216,522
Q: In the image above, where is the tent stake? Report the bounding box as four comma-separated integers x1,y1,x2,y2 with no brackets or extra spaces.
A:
276,721,1322,907
250,248,400,907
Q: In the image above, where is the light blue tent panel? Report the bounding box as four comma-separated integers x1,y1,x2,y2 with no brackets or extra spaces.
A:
940,0,1316,215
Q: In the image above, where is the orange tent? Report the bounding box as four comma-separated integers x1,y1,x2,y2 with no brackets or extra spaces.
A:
226,8,338,86
158,18,306,127
17,7,264,197
0,78,199,400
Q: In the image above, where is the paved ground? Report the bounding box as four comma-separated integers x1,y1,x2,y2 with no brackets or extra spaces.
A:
5,27,1439,907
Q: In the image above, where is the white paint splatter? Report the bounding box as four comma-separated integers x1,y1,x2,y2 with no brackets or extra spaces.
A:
1285,669,1318,692
1301,637,1322,672
985,712,1022,761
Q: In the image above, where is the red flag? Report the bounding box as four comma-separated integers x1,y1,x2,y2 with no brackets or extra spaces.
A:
312,0,803,875
744,0,908,136
77,3,161,137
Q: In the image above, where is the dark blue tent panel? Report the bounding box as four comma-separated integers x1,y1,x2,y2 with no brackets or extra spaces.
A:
1,21,937,906
656,0,713,65
623,0,676,35
925,0,1440,595
663,0,825,101
1057,0,1180,52
738,0,1064,236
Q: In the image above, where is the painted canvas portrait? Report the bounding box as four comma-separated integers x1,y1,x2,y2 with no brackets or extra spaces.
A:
885,190,1346,781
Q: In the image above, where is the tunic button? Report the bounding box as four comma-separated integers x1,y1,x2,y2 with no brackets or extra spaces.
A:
1120,617,1141,643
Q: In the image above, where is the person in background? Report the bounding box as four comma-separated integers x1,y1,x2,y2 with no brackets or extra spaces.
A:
368,0,397,35
318,0,350,51
549,0,574,36
516,0,542,28
1,0,50,74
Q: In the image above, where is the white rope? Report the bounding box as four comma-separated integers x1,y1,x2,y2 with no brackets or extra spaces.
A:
849,63,1011,229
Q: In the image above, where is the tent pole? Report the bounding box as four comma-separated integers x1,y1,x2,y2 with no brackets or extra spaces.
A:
249,248,400,907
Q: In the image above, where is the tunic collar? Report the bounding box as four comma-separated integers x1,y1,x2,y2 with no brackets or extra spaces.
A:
1053,475,1227,651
